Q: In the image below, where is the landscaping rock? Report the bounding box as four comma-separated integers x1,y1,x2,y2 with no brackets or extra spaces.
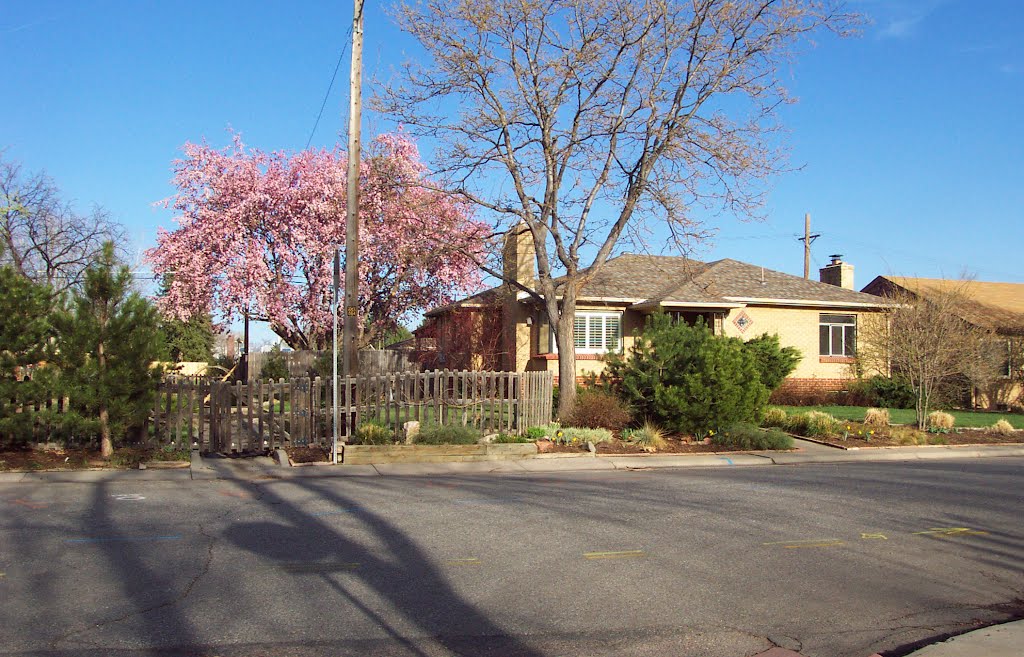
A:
477,433,499,445
586,441,597,453
403,421,420,445
536,439,554,453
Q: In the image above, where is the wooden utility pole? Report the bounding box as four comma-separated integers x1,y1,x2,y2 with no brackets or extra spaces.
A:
343,0,364,380
798,213,820,279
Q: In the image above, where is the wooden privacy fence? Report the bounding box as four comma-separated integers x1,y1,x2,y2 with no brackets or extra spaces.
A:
244,348,421,382
153,369,553,453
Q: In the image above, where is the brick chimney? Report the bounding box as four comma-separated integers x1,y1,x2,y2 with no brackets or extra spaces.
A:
501,221,537,372
502,220,536,287
819,254,854,290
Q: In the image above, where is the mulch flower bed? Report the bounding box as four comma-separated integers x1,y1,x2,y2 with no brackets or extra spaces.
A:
545,435,746,455
286,446,331,463
811,421,1023,448
0,446,188,471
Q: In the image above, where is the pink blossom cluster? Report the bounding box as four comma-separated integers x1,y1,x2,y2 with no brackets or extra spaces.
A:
147,132,487,349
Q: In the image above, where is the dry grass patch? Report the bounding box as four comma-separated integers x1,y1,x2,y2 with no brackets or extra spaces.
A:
927,411,955,430
863,408,891,427
991,419,1016,436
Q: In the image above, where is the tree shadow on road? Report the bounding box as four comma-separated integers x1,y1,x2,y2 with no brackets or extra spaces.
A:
223,478,548,657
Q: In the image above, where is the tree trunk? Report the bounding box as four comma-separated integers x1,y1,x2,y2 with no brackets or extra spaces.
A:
554,301,577,423
98,339,113,457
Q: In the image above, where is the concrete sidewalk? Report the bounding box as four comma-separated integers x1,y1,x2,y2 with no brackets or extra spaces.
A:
897,619,1024,657
2,440,1022,484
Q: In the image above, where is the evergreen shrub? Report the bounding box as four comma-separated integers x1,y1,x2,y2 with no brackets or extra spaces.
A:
607,313,768,435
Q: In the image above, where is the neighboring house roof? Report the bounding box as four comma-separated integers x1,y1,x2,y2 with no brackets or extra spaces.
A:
424,287,504,318
862,276,1024,335
429,254,890,317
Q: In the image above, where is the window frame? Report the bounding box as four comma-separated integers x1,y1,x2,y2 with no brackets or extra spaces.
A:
551,311,623,355
819,313,857,358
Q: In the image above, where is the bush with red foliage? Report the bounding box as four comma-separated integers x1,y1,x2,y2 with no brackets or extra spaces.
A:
569,388,632,432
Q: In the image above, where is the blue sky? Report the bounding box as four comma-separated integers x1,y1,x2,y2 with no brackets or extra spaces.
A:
2,1,1022,340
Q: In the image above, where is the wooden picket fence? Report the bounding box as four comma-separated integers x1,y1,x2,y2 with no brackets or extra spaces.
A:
153,369,553,453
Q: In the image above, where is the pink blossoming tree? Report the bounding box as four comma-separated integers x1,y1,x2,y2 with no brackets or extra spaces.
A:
147,133,487,350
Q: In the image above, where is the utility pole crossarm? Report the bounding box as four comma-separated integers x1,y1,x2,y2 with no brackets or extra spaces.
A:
798,213,821,279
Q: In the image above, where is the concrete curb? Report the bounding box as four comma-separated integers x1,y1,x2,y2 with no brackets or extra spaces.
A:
3,444,1023,484
19,469,193,483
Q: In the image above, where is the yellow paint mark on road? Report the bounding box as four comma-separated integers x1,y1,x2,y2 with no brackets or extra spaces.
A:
783,542,845,549
446,558,482,566
763,538,842,546
584,550,646,560
861,532,888,540
913,527,988,537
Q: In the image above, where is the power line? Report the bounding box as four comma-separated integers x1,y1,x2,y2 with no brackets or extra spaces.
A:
305,35,351,150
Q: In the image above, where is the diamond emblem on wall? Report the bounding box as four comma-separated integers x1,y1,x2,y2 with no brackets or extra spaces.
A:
733,310,753,333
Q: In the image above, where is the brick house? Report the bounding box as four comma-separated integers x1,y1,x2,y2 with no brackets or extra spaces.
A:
415,227,892,392
861,275,1024,409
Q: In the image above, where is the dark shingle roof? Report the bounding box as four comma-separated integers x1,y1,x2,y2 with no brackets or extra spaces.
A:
430,254,891,316
571,255,889,308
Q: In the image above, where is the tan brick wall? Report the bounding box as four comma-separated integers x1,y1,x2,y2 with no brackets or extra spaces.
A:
719,305,883,382
520,304,885,385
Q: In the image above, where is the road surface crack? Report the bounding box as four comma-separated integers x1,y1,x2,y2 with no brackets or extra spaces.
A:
47,513,222,652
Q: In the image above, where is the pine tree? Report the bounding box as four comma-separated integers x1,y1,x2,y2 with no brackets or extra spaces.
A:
0,265,55,446
607,313,769,435
54,243,162,457
742,333,803,391
158,314,215,363
155,274,215,363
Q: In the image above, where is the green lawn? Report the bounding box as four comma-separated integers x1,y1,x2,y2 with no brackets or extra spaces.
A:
774,405,1024,429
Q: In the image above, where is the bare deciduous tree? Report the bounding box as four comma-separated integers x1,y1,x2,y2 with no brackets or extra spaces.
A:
858,284,1004,429
1,152,125,297
378,0,858,418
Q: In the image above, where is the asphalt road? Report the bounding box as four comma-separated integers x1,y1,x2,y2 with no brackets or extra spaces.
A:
1,459,1022,657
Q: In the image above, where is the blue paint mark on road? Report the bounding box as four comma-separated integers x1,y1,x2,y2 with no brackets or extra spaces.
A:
65,536,182,544
719,457,734,465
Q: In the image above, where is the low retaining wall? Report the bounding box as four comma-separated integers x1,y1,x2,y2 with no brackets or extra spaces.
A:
342,443,537,465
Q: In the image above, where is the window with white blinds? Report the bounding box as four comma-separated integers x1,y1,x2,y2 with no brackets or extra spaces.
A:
554,311,622,353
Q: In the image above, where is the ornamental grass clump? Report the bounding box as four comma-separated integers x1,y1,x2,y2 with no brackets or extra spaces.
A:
355,421,394,445
990,419,1016,436
623,421,667,452
785,411,840,437
553,427,613,445
762,407,788,428
927,411,955,431
711,422,794,450
863,407,891,427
